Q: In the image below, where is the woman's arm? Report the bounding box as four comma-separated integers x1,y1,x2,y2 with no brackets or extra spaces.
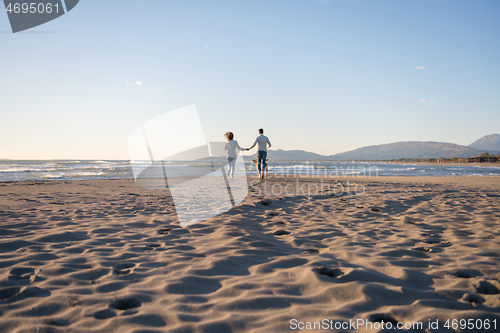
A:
235,141,245,151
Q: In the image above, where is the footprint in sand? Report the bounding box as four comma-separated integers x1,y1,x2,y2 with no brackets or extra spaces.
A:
451,270,482,279
475,280,500,295
157,228,172,235
368,313,399,326
462,293,485,305
422,238,452,247
68,296,79,307
422,237,442,244
403,216,420,224
44,318,70,326
258,199,272,206
267,211,280,217
0,286,21,300
8,267,37,283
166,276,222,295
6,286,50,300
110,297,142,310
413,247,433,252
316,265,343,278
274,230,291,236
114,263,136,276
94,308,116,319
142,244,162,251
9,267,35,277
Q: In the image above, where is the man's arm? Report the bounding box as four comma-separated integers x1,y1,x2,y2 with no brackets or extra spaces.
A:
248,138,258,150
267,138,271,148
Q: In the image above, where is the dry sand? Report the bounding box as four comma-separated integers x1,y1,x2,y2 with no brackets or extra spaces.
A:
0,176,499,332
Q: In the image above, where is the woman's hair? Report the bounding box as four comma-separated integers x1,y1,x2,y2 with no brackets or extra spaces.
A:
225,132,234,140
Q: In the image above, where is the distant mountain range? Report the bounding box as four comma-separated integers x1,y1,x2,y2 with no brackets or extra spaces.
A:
468,133,500,152
327,142,489,160
262,134,500,161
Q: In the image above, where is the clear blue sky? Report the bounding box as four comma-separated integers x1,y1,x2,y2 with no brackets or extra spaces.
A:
1,0,499,159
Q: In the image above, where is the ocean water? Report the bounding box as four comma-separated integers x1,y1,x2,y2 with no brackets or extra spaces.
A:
0,160,499,182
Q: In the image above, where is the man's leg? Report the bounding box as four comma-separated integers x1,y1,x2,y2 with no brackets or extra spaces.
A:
258,151,266,178
257,151,263,177
261,151,267,178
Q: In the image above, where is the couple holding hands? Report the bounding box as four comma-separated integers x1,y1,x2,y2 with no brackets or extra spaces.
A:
225,128,271,179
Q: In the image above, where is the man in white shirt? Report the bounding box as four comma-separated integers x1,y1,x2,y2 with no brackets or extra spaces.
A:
247,128,272,179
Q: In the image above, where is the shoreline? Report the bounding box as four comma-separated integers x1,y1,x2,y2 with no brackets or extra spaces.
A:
2,169,500,182
387,161,500,167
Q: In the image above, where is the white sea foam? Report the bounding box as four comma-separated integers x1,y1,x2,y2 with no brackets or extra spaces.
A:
0,160,499,182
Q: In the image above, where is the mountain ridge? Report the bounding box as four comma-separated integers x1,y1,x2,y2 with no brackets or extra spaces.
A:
327,141,489,160
263,135,500,160
468,133,500,152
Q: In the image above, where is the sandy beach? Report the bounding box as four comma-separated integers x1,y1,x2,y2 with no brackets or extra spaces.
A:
0,176,499,332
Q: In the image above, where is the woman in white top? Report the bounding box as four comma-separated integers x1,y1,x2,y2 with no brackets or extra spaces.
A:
224,132,245,178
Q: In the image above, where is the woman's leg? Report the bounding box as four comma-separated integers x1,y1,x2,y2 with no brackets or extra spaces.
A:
227,158,235,177
227,158,232,176
230,159,236,177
